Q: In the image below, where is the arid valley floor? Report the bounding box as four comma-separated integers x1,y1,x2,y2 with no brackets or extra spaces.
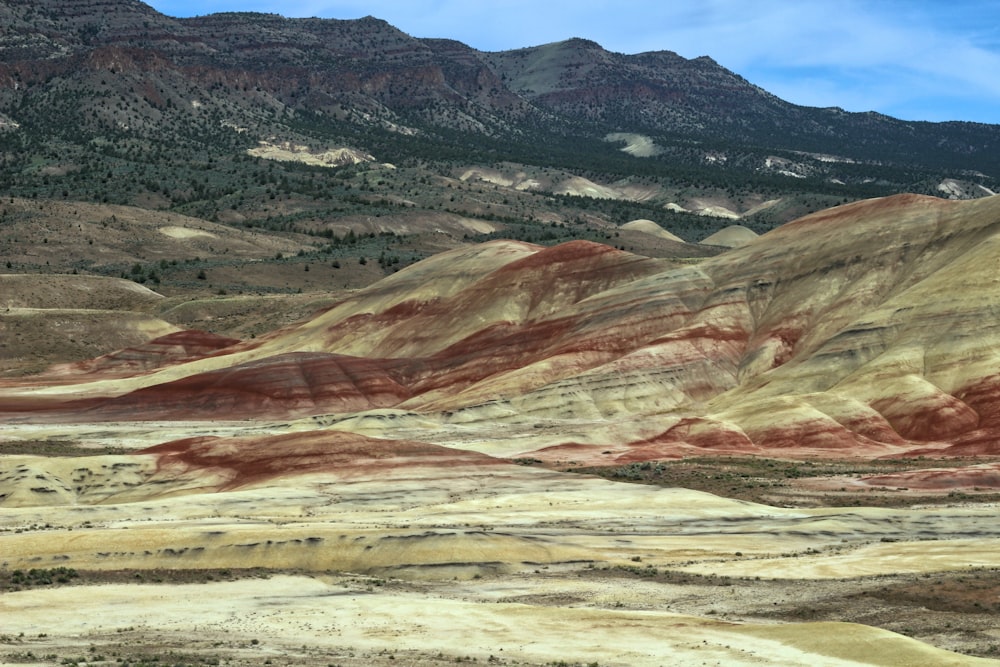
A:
4,194,1000,666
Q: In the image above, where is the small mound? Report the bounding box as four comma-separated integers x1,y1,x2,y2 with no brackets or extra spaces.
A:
143,429,506,491
0,274,164,310
700,225,759,248
0,310,178,378
159,225,217,240
0,454,156,508
89,351,412,420
58,329,242,377
605,132,662,157
553,176,619,199
860,463,1000,491
247,141,375,167
620,219,685,243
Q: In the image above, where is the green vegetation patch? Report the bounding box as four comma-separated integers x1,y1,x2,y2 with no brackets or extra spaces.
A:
572,456,1000,508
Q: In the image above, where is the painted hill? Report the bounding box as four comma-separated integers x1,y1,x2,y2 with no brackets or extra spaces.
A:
620,218,686,242
700,224,760,247
5,194,1000,665
6,193,1000,465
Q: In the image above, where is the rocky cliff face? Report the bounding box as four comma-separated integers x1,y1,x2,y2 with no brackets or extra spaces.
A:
1,0,999,177
0,0,544,141
484,39,782,134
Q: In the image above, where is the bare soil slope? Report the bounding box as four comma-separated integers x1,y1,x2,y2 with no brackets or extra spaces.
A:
7,195,1000,464
5,194,1000,665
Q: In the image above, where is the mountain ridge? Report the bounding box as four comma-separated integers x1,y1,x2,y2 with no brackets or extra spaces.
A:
2,0,998,166
3,0,999,307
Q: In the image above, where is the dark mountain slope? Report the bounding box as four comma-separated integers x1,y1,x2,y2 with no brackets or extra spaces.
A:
485,39,999,171
0,0,997,244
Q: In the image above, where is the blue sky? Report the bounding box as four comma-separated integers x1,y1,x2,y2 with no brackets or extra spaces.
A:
145,0,1000,125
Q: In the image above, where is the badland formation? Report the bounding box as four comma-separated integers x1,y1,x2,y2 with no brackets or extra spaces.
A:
3,2,1000,665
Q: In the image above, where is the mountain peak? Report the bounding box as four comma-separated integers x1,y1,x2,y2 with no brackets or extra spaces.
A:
0,2,996,207
560,37,605,50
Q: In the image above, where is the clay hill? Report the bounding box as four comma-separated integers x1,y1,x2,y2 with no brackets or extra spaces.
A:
5,193,1000,463
4,194,1000,665
6,3,1000,663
